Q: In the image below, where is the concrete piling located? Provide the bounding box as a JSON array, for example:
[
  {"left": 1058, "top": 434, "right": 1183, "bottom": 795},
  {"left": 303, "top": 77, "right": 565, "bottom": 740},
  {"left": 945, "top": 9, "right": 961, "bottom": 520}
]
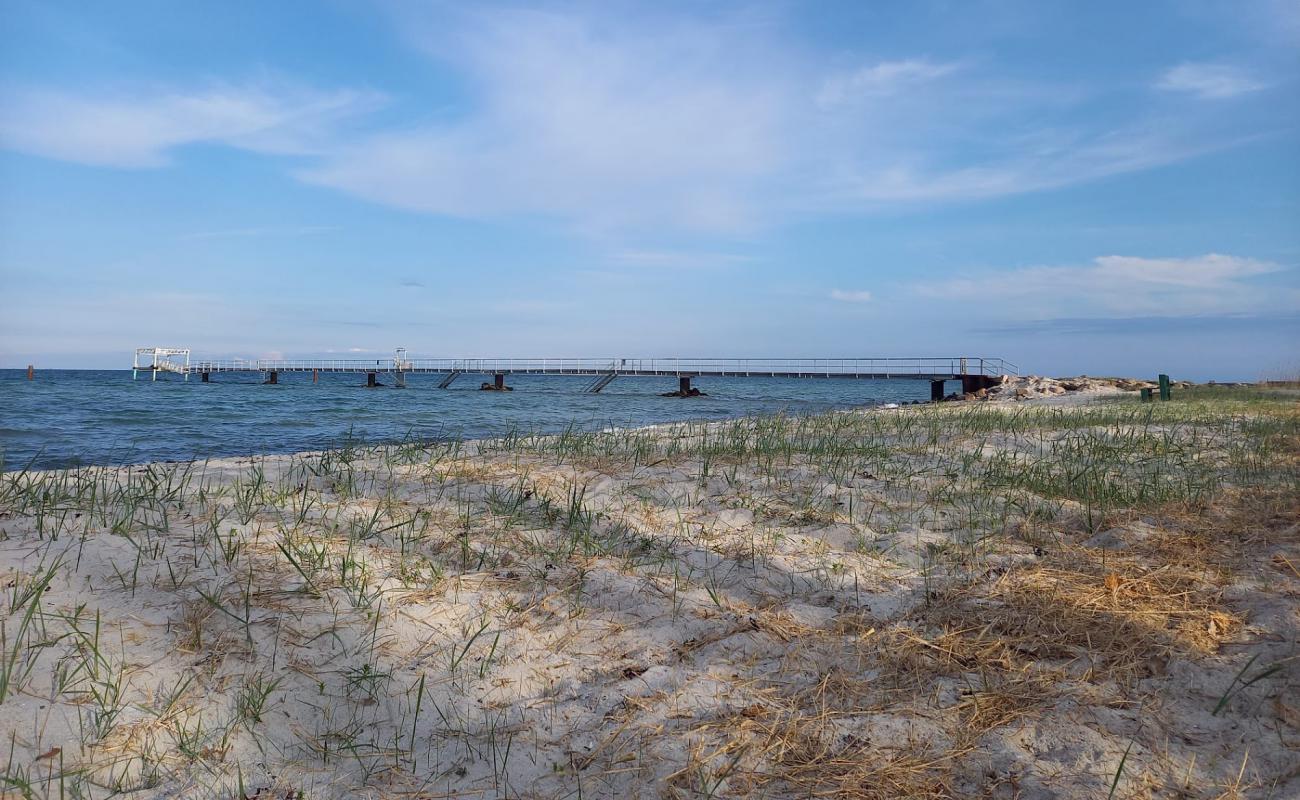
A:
[
  {"left": 267, "top": 371, "right": 278, "bottom": 385},
  {"left": 660, "top": 375, "right": 707, "bottom": 396},
  {"left": 495, "top": 373, "right": 506, "bottom": 390},
  {"left": 313, "top": 369, "right": 319, "bottom": 384},
  {"left": 931, "top": 379, "right": 945, "bottom": 401},
  {"left": 367, "top": 372, "right": 377, "bottom": 388},
  {"left": 960, "top": 374, "right": 997, "bottom": 395},
  {"left": 201, "top": 372, "right": 210, "bottom": 382}
]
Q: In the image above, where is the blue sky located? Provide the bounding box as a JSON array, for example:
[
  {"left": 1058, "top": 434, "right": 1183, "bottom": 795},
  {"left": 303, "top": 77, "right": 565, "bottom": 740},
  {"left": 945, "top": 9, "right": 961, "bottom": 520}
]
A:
[{"left": 1, "top": 0, "right": 1297, "bottom": 379}]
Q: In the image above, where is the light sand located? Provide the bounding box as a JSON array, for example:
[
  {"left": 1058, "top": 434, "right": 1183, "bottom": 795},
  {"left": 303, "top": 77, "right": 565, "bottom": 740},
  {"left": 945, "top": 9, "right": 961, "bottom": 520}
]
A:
[{"left": 1, "top": 389, "right": 1297, "bottom": 798}]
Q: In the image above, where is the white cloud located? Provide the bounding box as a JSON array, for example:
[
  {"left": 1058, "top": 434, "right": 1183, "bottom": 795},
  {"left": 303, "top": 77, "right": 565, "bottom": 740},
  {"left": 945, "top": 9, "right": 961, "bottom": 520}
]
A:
[
  {"left": 299, "top": 9, "right": 789, "bottom": 233},
  {"left": 916, "top": 254, "right": 1292, "bottom": 318},
  {"left": 1156, "top": 63, "right": 1266, "bottom": 99},
  {"left": 0, "top": 82, "right": 381, "bottom": 167},
  {"left": 829, "top": 122, "right": 1247, "bottom": 205},
  {"left": 0, "top": 7, "right": 1272, "bottom": 232},
  {"left": 817, "top": 59, "right": 961, "bottom": 106},
  {"left": 298, "top": 8, "right": 1258, "bottom": 230},
  {"left": 830, "top": 289, "right": 873, "bottom": 303}
]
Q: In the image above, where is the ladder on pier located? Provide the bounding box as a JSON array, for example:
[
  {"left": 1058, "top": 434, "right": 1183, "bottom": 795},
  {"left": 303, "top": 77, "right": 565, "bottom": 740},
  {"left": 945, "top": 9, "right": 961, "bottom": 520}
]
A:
[
  {"left": 438, "top": 369, "right": 463, "bottom": 389},
  {"left": 585, "top": 365, "right": 619, "bottom": 393}
]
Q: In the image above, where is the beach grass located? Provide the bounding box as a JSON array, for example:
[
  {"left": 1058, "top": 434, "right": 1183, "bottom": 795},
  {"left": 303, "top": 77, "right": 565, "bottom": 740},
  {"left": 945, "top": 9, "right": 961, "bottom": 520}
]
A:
[{"left": 1, "top": 386, "right": 1297, "bottom": 798}]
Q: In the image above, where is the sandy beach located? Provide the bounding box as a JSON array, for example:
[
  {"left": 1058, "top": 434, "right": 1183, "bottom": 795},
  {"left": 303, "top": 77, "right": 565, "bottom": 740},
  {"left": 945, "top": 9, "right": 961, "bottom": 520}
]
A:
[{"left": 1, "top": 384, "right": 1297, "bottom": 799}]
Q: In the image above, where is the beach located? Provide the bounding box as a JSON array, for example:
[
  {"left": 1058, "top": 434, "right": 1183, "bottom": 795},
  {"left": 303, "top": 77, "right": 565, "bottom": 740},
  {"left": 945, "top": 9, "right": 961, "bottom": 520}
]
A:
[{"left": 1, "top": 385, "right": 1297, "bottom": 798}]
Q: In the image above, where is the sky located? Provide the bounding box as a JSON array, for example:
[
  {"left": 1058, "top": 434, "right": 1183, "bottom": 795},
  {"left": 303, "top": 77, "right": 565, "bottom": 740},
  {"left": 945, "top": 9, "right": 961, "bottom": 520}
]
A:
[{"left": 1, "top": 0, "right": 1298, "bottom": 380}]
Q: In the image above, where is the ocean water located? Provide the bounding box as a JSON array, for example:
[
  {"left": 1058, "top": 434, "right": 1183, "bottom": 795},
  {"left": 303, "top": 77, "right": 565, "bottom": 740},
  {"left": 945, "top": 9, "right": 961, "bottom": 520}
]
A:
[{"left": 0, "top": 369, "right": 951, "bottom": 470}]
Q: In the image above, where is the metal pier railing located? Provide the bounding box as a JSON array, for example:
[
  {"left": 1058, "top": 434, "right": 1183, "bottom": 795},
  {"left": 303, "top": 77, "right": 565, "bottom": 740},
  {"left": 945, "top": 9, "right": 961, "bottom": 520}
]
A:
[
  {"left": 181, "top": 356, "right": 1017, "bottom": 378},
  {"left": 137, "top": 347, "right": 1018, "bottom": 392}
]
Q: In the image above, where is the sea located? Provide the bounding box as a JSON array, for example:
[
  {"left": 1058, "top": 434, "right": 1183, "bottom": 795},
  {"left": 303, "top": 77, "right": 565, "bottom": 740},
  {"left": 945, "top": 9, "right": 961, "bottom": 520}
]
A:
[{"left": 0, "top": 369, "right": 952, "bottom": 471}]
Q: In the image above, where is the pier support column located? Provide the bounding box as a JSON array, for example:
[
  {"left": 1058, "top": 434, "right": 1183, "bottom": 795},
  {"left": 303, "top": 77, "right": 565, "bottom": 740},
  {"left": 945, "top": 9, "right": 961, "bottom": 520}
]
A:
[
  {"left": 26, "top": 365, "right": 34, "bottom": 381},
  {"left": 312, "top": 369, "right": 319, "bottom": 384},
  {"left": 267, "top": 371, "right": 278, "bottom": 385},
  {"left": 201, "top": 372, "right": 210, "bottom": 382},
  {"left": 960, "top": 374, "right": 995, "bottom": 395},
  {"left": 679, "top": 376, "right": 692, "bottom": 395},
  {"left": 367, "top": 372, "right": 377, "bottom": 388},
  {"left": 494, "top": 373, "right": 506, "bottom": 390},
  {"left": 931, "top": 379, "right": 945, "bottom": 401}
]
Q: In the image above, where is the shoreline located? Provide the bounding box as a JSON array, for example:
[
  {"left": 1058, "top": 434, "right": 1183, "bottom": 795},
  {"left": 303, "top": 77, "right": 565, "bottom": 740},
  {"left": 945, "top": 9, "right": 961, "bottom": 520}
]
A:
[
  {"left": 2, "top": 374, "right": 952, "bottom": 475},
  {"left": 2, "top": 384, "right": 1296, "bottom": 798},
  {"left": 3, "top": 375, "right": 1133, "bottom": 475}
]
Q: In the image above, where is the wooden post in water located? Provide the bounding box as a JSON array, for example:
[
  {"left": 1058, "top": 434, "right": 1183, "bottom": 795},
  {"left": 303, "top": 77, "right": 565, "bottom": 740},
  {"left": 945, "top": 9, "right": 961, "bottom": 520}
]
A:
[
  {"left": 313, "top": 369, "right": 319, "bottom": 384},
  {"left": 26, "top": 365, "right": 34, "bottom": 381}
]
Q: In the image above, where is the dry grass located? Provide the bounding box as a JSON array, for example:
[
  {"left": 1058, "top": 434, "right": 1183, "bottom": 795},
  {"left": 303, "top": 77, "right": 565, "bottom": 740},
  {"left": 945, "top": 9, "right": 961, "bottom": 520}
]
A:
[{"left": 1, "top": 389, "right": 1297, "bottom": 798}]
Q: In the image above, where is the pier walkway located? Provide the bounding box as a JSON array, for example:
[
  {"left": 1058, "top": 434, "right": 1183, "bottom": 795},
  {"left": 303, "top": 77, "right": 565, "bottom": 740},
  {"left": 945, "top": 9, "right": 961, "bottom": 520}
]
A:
[{"left": 133, "top": 349, "right": 1017, "bottom": 398}]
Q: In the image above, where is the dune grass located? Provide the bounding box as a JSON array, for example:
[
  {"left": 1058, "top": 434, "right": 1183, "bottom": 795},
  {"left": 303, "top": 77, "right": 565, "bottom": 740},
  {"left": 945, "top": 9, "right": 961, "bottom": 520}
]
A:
[{"left": 1, "top": 386, "right": 1297, "bottom": 798}]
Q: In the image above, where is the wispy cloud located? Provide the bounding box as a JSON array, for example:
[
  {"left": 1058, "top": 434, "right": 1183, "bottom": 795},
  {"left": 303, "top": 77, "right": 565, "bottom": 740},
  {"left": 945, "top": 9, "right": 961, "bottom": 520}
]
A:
[
  {"left": 829, "top": 289, "right": 873, "bottom": 303},
  {"left": 298, "top": 7, "right": 789, "bottom": 233},
  {"left": 297, "top": 6, "right": 1264, "bottom": 230},
  {"left": 1156, "top": 63, "right": 1267, "bottom": 99},
  {"left": 831, "top": 123, "right": 1252, "bottom": 205},
  {"left": 0, "top": 81, "right": 381, "bottom": 167},
  {"left": 0, "top": 8, "right": 1279, "bottom": 232},
  {"left": 916, "top": 254, "right": 1292, "bottom": 318},
  {"left": 817, "top": 59, "right": 961, "bottom": 106}
]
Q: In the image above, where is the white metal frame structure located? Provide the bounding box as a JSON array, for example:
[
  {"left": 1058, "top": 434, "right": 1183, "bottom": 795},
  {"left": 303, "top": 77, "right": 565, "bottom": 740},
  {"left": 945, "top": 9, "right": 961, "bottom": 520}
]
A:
[
  {"left": 132, "top": 348, "right": 191, "bottom": 381},
  {"left": 182, "top": 355, "right": 1018, "bottom": 379},
  {"left": 142, "top": 347, "right": 1019, "bottom": 394}
]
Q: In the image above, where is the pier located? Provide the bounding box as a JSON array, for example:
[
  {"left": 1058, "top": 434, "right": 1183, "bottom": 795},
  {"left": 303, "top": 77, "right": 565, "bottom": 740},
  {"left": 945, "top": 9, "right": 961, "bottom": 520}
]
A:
[{"left": 133, "top": 348, "right": 1016, "bottom": 398}]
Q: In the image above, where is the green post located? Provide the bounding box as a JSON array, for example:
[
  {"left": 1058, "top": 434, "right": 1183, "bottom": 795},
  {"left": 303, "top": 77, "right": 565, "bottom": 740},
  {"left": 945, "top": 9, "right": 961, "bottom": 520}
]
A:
[
  {"left": 1158, "top": 374, "right": 1171, "bottom": 401},
  {"left": 1140, "top": 387, "right": 1153, "bottom": 402}
]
